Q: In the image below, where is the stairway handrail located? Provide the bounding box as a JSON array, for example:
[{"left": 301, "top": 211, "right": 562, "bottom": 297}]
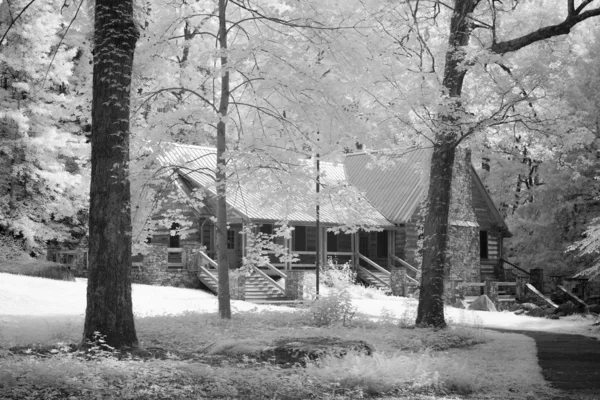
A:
[
  {"left": 251, "top": 265, "right": 285, "bottom": 293},
  {"left": 357, "top": 266, "right": 389, "bottom": 288},
  {"left": 198, "top": 251, "right": 218, "bottom": 269},
  {"left": 500, "top": 258, "right": 530, "bottom": 277},
  {"left": 389, "top": 254, "right": 420, "bottom": 275},
  {"left": 405, "top": 274, "right": 419, "bottom": 285},
  {"left": 358, "top": 253, "right": 391, "bottom": 276},
  {"left": 197, "top": 264, "right": 218, "bottom": 283},
  {"left": 260, "top": 261, "right": 287, "bottom": 279}
]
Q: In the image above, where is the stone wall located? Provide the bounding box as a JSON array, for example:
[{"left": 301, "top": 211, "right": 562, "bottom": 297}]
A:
[
  {"left": 131, "top": 245, "right": 201, "bottom": 288},
  {"left": 447, "top": 147, "right": 480, "bottom": 281}
]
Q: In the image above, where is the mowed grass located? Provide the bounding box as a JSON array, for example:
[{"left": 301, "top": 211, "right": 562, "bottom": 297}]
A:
[{"left": 0, "top": 273, "right": 556, "bottom": 399}]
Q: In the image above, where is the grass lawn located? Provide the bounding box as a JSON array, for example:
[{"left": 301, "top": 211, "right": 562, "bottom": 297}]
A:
[{"left": 0, "top": 272, "right": 584, "bottom": 399}]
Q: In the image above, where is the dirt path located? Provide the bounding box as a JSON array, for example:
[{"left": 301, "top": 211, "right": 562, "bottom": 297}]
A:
[{"left": 492, "top": 329, "right": 600, "bottom": 399}]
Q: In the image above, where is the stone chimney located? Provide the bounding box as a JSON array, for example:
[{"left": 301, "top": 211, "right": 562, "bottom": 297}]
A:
[{"left": 446, "top": 147, "right": 480, "bottom": 282}]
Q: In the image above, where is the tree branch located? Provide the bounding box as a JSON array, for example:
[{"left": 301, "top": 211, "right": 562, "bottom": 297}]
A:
[{"left": 491, "top": 5, "right": 600, "bottom": 54}]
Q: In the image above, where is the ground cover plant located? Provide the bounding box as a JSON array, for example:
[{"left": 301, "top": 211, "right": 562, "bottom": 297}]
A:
[
  {"left": 0, "top": 273, "right": 561, "bottom": 399},
  {"left": 0, "top": 259, "right": 75, "bottom": 282}
]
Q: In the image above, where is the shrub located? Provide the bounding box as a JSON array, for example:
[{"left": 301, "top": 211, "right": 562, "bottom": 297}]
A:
[
  {"left": 309, "top": 289, "right": 356, "bottom": 326},
  {"left": 31, "top": 265, "right": 75, "bottom": 282},
  {"left": 321, "top": 259, "right": 355, "bottom": 290}
]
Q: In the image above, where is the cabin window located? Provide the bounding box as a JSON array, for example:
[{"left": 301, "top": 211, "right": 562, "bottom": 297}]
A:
[
  {"left": 327, "top": 231, "right": 353, "bottom": 253},
  {"left": 259, "top": 224, "right": 273, "bottom": 235},
  {"left": 327, "top": 231, "right": 337, "bottom": 252},
  {"left": 293, "top": 226, "right": 316, "bottom": 251},
  {"left": 169, "top": 223, "right": 180, "bottom": 248},
  {"left": 227, "top": 229, "right": 236, "bottom": 249},
  {"left": 200, "top": 219, "right": 212, "bottom": 248},
  {"left": 480, "top": 231, "right": 489, "bottom": 259}
]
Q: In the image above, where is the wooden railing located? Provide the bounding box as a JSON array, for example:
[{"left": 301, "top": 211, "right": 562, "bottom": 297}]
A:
[
  {"left": 389, "top": 254, "right": 420, "bottom": 285},
  {"left": 259, "top": 261, "right": 287, "bottom": 280},
  {"left": 389, "top": 254, "right": 419, "bottom": 275},
  {"left": 500, "top": 258, "right": 530, "bottom": 281},
  {"left": 198, "top": 251, "right": 218, "bottom": 269},
  {"left": 358, "top": 253, "right": 390, "bottom": 276}
]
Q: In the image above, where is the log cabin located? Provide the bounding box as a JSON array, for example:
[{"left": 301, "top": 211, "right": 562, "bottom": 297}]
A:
[{"left": 121, "top": 143, "right": 509, "bottom": 300}]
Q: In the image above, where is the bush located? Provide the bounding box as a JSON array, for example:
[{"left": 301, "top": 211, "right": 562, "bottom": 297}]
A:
[
  {"left": 0, "top": 259, "right": 76, "bottom": 282},
  {"left": 0, "top": 233, "right": 28, "bottom": 261},
  {"left": 32, "top": 265, "right": 75, "bottom": 282},
  {"left": 309, "top": 289, "right": 356, "bottom": 326},
  {"left": 321, "top": 259, "right": 355, "bottom": 290}
]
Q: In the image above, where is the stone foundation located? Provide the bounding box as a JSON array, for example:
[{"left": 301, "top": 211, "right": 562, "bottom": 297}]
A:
[{"left": 230, "top": 272, "right": 246, "bottom": 300}]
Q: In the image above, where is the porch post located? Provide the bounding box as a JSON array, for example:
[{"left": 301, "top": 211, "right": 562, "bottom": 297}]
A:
[
  {"left": 387, "top": 229, "right": 394, "bottom": 269},
  {"left": 322, "top": 227, "right": 328, "bottom": 267},
  {"left": 351, "top": 232, "right": 357, "bottom": 271},
  {"left": 285, "top": 237, "right": 291, "bottom": 271}
]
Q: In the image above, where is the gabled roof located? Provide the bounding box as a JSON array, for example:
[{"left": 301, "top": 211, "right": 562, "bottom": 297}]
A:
[
  {"left": 157, "top": 143, "right": 394, "bottom": 228},
  {"left": 344, "top": 149, "right": 509, "bottom": 232}
]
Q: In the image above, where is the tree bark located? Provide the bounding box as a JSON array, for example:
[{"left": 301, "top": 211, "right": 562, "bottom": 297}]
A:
[
  {"left": 416, "top": 0, "right": 476, "bottom": 327},
  {"left": 216, "top": 0, "right": 231, "bottom": 319},
  {"left": 83, "top": 0, "right": 139, "bottom": 349}
]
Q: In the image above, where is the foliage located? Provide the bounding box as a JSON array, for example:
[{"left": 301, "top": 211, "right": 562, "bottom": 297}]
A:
[
  {"left": 309, "top": 289, "right": 357, "bottom": 327},
  {"left": 321, "top": 259, "right": 356, "bottom": 290},
  {"left": 0, "top": 258, "right": 75, "bottom": 281},
  {"left": 307, "top": 350, "right": 478, "bottom": 397},
  {"left": 30, "top": 265, "right": 75, "bottom": 282},
  {"left": 0, "top": 233, "right": 27, "bottom": 260},
  {"left": 240, "top": 223, "right": 297, "bottom": 272},
  {"left": 0, "top": 0, "right": 90, "bottom": 249}
]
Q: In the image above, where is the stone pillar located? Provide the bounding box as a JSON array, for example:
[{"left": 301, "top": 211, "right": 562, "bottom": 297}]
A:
[
  {"left": 230, "top": 273, "right": 246, "bottom": 301},
  {"left": 183, "top": 244, "right": 200, "bottom": 269},
  {"left": 516, "top": 277, "right": 526, "bottom": 302},
  {"left": 447, "top": 147, "right": 480, "bottom": 281},
  {"left": 530, "top": 268, "right": 544, "bottom": 293},
  {"left": 285, "top": 270, "right": 304, "bottom": 300},
  {"left": 485, "top": 280, "right": 498, "bottom": 303},
  {"left": 390, "top": 267, "right": 407, "bottom": 296}
]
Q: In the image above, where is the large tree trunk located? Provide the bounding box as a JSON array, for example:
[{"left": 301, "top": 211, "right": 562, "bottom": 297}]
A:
[
  {"left": 216, "top": 0, "right": 231, "bottom": 319},
  {"left": 416, "top": 140, "right": 455, "bottom": 327},
  {"left": 416, "top": 0, "right": 475, "bottom": 327},
  {"left": 83, "top": 0, "right": 139, "bottom": 348}
]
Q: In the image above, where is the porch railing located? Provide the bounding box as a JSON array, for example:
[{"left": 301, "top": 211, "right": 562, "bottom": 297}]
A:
[
  {"left": 389, "top": 254, "right": 420, "bottom": 285},
  {"left": 499, "top": 258, "right": 530, "bottom": 281},
  {"left": 358, "top": 253, "right": 391, "bottom": 277}
]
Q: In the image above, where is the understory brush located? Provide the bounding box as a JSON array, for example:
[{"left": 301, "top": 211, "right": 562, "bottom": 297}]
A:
[
  {"left": 0, "top": 259, "right": 75, "bottom": 282},
  {"left": 307, "top": 350, "right": 479, "bottom": 397}
]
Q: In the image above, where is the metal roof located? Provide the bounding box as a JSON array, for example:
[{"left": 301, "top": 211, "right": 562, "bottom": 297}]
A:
[
  {"left": 157, "top": 143, "right": 394, "bottom": 228},
  {"left": 344, "top": 148, "right": 508, "bottom": 231},
  {"left": 344, "top": 149, "right": 431, "bottom": 223}
]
